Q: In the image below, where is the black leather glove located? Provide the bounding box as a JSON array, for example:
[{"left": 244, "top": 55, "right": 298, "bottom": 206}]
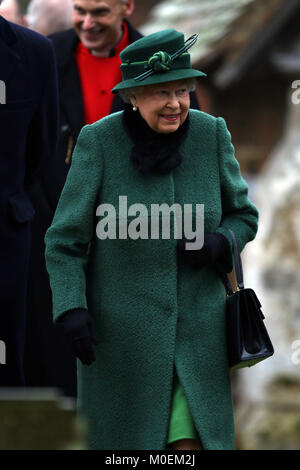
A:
[
  {"left": 177, "top": 233, "right": 230, "bottom": 270},
  {"left": 60, "top": 308, "right": 99, "bottom": 365}
]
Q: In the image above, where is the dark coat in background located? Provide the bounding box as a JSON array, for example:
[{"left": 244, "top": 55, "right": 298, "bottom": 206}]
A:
[{"left": 0, "top": 16, "right": 59, "bottom": 386}]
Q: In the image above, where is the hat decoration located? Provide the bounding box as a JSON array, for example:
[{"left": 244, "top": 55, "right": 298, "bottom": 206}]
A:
[
  {"left": 111, "top": 29, "right": 206, "bottom": 93},
  {"left": 124, "top": 33, "right": 199, "bottom": 82}
]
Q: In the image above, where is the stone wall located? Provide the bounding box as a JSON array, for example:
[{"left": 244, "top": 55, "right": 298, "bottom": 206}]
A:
[{"left": 235, "top": 88, "right": 300, "bottom": 449}]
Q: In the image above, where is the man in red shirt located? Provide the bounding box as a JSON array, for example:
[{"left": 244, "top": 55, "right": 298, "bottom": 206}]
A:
[
  {"left": 25, "top": 0, "right": 200, "bottom": 398},
  {"left": 74, "top": 1, "right": 132, "bottom": 124}
]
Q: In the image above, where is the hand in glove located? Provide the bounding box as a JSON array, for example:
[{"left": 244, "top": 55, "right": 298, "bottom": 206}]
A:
[
  {"left": 60, "top": 308, "right": 99, "bottom": 365},
  {"left": 177, "top": 233, "right": 230, "bottom": 269}
]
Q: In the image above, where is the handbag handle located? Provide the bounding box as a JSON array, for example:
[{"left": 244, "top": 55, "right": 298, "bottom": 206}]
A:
[{"left": 221, "top": 229, "right": 244, "bottom": 295}]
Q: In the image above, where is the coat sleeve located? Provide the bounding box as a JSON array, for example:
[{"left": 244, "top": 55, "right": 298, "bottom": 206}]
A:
[
  {"left": 215, "top": 117, "right": 259, "bottom": 273},
  {"left": 24, "top": 38, "right": 59, "bottom": 190},
  {"left": 44, "top": 124, "right": 103, "bottom": 322}
]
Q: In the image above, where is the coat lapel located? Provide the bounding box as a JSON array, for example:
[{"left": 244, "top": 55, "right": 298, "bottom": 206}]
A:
[
  {"left": 54, "top": 29, "right": 84, "bottom": 138},
  {"left": 60, "top": 58, "right": 84, "bottom": 138}
]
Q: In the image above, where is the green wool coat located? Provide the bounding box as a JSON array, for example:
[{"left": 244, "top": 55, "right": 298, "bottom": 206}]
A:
[{"left": 45, "top": 109, "right": 259, "bottom": 450}]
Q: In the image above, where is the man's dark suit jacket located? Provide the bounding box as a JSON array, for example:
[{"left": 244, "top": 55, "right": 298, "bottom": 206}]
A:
[
  {"left": 26, "top": 20, "right": 200, "bottom": 397},
  {"left": 0, "top": 15, "right": 59, "bottom": 386}
]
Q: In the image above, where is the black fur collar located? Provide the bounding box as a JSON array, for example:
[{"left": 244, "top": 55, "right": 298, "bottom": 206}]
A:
[{"left": 122, "top": 103, "right": 189, "bottom": 175}]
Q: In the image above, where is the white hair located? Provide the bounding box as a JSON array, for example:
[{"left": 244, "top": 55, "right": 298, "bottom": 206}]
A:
[
  {"left": 118, "top": 78, "right": 197, "bottom": 104},
  {"left": 27, "top": 0, "right": 73, "bottom": 36}
]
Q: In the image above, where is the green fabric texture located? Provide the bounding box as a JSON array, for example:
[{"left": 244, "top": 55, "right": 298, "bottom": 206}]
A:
[
  {"left": 112, "top": 29, "right": 206, "bottom": 92},
  {"left": 167, "top": 370, "right": 199, "bottom": 444},
  {"left": 45, "top": 109, "right": 259, "bottom": 450}
]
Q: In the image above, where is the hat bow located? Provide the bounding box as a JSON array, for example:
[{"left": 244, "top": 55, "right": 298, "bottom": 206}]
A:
[
  {"left": 146, "top": 51, "right": 172, "bottom": 73},
  {"left": 134, "top": 33, "right": 199, "bottom": 81}
]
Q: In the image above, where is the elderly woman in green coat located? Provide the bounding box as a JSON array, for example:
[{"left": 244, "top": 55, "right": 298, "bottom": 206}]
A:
[{"left": 45, "top": 29, "right": 259, "bottom": 451}]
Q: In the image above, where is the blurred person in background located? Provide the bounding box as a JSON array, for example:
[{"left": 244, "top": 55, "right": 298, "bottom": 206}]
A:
[
  {"left": 0, "top": 0, "right": 59, "bottom": 386},
  {"left": 0, "top": 0, "right": 27, "bottom": 25},
  {"left": 26, "top": 0, "right": 73, "bottom": 36}
]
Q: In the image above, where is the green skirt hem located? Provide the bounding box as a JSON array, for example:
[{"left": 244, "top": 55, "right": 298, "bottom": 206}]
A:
[{"left": 167, "top": 370, "right": 199, "bottom": 444}]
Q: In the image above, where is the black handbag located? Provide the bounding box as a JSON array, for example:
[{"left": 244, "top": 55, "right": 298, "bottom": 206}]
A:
[{"left": 220, "top": 229, "right": 274, "bottom": 370}]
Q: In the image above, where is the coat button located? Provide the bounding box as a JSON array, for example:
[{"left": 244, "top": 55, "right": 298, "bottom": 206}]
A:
[{"left": 61, "top": 124, "right": 70, "bottom": 133}]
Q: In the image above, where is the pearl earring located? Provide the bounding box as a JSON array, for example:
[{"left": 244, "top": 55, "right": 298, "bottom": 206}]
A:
[{"left": 133, "top": 106, "right": 137, "bottom": 111}]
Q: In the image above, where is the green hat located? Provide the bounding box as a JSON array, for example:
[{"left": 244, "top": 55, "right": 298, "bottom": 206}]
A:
[{"left": 112, "top": 29, "right": 206, "bottom": 93}]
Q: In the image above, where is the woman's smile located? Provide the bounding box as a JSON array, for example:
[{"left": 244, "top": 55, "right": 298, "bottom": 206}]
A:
[{"left": 160, "top": 114, "right": 180, "bottom": 122}]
